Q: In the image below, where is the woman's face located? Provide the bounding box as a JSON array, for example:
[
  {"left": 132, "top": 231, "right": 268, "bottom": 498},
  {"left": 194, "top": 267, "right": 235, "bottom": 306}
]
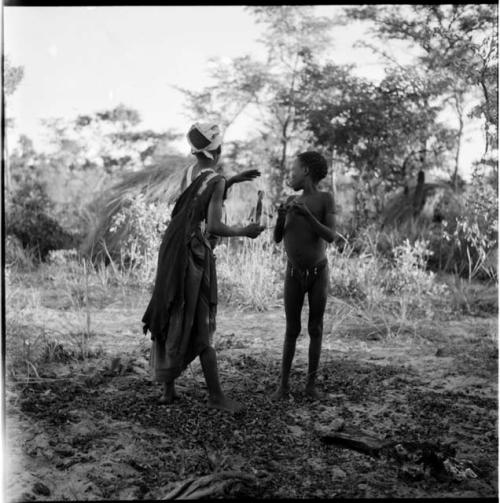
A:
[
  {"left": 209, "top": 146, "right": 221, "bottom": 166},
  {"left": 288, "top": 157, "right": 308, "bottom": 191},
  {"left": 212, "top": 151, "right": 221, "bottom": 166}
]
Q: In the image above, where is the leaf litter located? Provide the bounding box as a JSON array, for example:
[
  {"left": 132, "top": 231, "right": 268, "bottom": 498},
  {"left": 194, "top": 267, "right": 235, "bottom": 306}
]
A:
[{"left": 5, "top": 308, "right": 498, "bottom": 500}]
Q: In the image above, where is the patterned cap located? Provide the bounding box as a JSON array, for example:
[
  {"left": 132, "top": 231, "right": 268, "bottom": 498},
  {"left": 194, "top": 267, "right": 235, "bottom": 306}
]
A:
[{"left": 187, "top": 123, "right": 223, "bottom": 160}]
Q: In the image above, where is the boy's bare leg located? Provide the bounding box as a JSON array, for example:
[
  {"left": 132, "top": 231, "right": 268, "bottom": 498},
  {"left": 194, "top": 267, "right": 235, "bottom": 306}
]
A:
[
  {"left": 305, "top": 334, "right": 323, "bottom": 400},
  {"left": 271, "top": 334, "right": 298, "bottom": 400},
  {"left": 305, "top": 267, "right": 328, "bottom": 400},
  {"left": 272, "top": 266, "right": 305, "bottom": 400},
  {"left": 200, "top": 346, "right": 242, "bottom": 412}
]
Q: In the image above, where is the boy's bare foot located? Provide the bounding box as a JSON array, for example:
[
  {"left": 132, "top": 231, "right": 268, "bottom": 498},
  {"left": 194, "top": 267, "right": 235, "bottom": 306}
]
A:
[
  {"left": 305, "top": 386, "right": 324, "bottom": 401},
  {"left": 208, "top": 396, "right": 243, "bottom": 413},
  {"left": 158, "top": 395, "right": 175, "bottom": 404},
  {"left": 271, "top": 387, "right": 290, "bottom": 401}
]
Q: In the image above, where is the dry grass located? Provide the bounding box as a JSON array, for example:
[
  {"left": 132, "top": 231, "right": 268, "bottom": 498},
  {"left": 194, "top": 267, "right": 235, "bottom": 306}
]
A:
[
  {"left": 5, "top": 226, "right": 497, "bottom": 382},
  {"left": 216, "top": 230, "right": 285, "bottom": 311},
  {"left": 80, "top": 163, "right": 185, "bottom": 262},
  {"left": 5, "top": 259, "right": 109, "bottom": 380}
]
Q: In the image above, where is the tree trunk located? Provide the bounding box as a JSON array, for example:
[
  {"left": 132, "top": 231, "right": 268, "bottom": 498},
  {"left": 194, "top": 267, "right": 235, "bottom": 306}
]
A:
[
  {"left": 4, "top": 131, "right": 11, "bottom": 193},
  {"left": 330, "top": 149, "right": 337, "bottom": 200},
  {"left": 451, "top": 91, "right": 464, "bottom": 191}
]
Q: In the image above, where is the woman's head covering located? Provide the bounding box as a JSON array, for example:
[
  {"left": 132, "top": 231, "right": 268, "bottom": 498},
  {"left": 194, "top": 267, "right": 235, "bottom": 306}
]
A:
[{"left": 187, "top": 123, "right": 223, "bottom": 160}]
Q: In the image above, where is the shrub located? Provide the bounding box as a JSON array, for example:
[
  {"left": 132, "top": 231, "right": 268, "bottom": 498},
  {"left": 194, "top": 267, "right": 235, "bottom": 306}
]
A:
[
  {"left": 107, "top": 194, "right": 171, "bottom": 277},
  {"left": 383, "top": 238, "right": 449, "bottom": 319},
  {"left": 4, "top": 235, "right": 37, "bottom": 270},
  {"left": 327, "top": 244, "right": 383, "bottom": 303},
  {"left": 46, "top": 248, "right": 79, "bottom": 266},
  {"left": 440, "top": 173, "right": 498, "bottom": 280},
  {"left": 6, "top": 180, "right": 75, "bottom": 262},
  {"left": 357, "top": 181, "right": 497, "bottom": 282}
]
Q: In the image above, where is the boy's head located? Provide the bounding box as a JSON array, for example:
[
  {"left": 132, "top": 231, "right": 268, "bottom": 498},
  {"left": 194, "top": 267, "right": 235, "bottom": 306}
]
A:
[{"left": 289, "top": 151, "right": 328, "bottom": 190}]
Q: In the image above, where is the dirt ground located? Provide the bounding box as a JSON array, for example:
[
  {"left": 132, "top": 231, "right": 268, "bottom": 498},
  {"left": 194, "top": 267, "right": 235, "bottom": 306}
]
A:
[{"left": 5, "top": 289, "right": 498, "bottom": 500}]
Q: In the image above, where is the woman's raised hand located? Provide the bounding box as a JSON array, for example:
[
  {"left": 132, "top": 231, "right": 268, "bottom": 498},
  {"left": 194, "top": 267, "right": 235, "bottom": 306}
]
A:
[
  {"left": 233, "top": 169, "right": 261, "bottom": 184},
  {"left": 244, "top": 223, "right": 266, "bottom": 238}
]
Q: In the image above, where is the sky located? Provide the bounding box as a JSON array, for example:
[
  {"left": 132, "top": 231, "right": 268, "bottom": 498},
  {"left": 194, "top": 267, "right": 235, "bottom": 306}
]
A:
[{"left": 4, "top": 6, "right": 484, "bottom": 177}]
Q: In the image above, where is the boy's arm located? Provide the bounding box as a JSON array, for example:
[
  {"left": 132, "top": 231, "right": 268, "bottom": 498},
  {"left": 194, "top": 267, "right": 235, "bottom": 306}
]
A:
[
  {"left": 290, "top": 193, "right": 335, "bottom": 243},
  {"left": 274, "top": 196, "right": 294, "bottom": 243},
  {"left": 323, "top": 191, "right": 336, "bottom": 238},
  {"left": 274, "top": 210, "right": 286, "bottom": 243}
]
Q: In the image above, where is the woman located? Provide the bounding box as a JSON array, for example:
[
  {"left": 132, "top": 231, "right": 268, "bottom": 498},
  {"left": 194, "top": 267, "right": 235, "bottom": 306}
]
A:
[{"left": 142, "top": 122, "right": 265, "bottom": 412}]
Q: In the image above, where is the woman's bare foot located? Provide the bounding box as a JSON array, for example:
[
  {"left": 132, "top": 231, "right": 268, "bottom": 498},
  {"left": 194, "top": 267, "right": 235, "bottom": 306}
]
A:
[
  {"left": 158, "top": 383, "right": 180, "bottom": 404},
  {"left": 158, "top": 392, "right": 181, "bottom": 404},
  {"left": 271, "top": 387, "right": 290, "bottom": 401},
  {"left": 305, "top": 385, "right": 324, "bottom": 401},
  {"left": 208, "top": 396, "right": 243, "bottom": 413}
]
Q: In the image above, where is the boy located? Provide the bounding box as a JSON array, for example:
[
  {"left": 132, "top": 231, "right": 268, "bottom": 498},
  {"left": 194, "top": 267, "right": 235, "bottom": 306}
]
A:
[{"left": 272, "top": 151, "right": 335, "bottom": 401}]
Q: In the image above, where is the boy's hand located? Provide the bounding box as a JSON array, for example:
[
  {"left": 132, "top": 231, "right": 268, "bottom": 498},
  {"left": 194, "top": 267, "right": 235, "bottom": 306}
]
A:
[
  {"left": 290, "top": 200, "right": 312, "bottom": 218},
  {"left": 276, "top": 203, "right": 289, "bottom": 218},
  {"left": 244, "top": 223, "right": 266, "bottom": 238},
  {"left": 231, "top": 170, "right": 261, "bottom": 184}
]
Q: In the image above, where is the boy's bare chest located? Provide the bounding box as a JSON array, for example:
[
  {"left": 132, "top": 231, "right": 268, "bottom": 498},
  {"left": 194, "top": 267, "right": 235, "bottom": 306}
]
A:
[{"left": 290, "top": 194, "right": 325, "bottom": 221}]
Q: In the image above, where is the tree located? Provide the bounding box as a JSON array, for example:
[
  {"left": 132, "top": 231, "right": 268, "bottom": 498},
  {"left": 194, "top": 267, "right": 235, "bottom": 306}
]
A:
[
  {"left": 42, "top": 104, "right": 179, "bottom": 175},
  {"left": 4, "top": 56, "right": 25, "bottom": 192},
  {"left": 344, "top": 4, "right": 498, "bottom": 187},
  {"left": 178, "top": 6, "right": 337, "bottom": 203},
  {"left": 4, "top": 56, "right": 24, "bottom": 98},
  {"left": 9, "top": 134, "right": 40, "bottom": 187},
  {"left": 177, "top": 56, "right": 268, "bottom": 130},
  {"left": 296, "top": 61, "right": 457, "bottom": 224},
  {"left": 12, "top": 105, "right": 181, "bottom": 233}
]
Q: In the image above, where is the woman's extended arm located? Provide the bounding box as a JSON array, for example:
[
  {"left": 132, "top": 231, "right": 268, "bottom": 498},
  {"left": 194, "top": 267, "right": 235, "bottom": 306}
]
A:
[
  {"left": 225, "top": 169, "right": 261, "bottom": 191},
  {"left": 207, "top": 179, "right": 264, "bottom": 238}
]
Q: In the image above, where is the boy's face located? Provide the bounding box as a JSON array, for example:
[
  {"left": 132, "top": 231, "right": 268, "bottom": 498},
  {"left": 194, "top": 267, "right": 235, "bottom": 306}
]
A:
[{"left": 288, "top": 157, "right": 308, "bottom": 191}]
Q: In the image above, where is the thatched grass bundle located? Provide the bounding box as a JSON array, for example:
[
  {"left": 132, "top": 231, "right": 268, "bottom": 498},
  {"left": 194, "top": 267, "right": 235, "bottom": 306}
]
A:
[
  {"left": 382, "top": 182, "right": 462, "bottom": 230},
  {"left": 80, "top": 158, "right": 187, "bottom": 263}
]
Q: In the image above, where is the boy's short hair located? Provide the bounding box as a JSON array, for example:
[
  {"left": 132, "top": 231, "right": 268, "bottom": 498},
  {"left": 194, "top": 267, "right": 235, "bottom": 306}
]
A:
[{"left": 297, "top": 151, "right": 328, "bottom": 183}]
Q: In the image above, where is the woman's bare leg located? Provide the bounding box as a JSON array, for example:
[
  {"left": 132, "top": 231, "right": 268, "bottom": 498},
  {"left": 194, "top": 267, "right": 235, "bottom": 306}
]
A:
[
  {"left": 159, "top": 380, "right": 179, "bottom": 404},
  {"left": 200, "top": 346, "right": 242, "bottom": 412}
]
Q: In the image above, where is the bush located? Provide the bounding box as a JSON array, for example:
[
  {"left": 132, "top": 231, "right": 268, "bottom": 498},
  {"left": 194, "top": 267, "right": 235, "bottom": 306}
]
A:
[
  {"left": 383, "top": 239, "right": 449, "bottom": 319},
  {"left": 327, "top": 237, "right": 449, "bottom": 320},
  {"left": 107, "top": 194, "right": 171, "bottom": 277},
  {"left": 6, "top": 180, "right": 75, "bottom": 262},
  {"left": 215, "top": 233, "right": 285, "bottom": 311},
  {"left": 327, "top": 244, "right": 382, "bottom": 303},
  {"left": 46, "top": 248, "right": 79, "bottom": 266},
  {"left": 440, "top": 173, "right": 498, "bottom": 280},
  {"left": 356, "top": 177, "right": 498, "bottom": 282},
  {"left": 5, "top": 235, "right": 37, "bottom": 270}
]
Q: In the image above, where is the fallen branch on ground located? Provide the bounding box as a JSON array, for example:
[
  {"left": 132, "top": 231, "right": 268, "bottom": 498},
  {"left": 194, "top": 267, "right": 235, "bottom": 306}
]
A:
[{"left": 319, "top": 426, "right": 480, "bottom": 481}]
